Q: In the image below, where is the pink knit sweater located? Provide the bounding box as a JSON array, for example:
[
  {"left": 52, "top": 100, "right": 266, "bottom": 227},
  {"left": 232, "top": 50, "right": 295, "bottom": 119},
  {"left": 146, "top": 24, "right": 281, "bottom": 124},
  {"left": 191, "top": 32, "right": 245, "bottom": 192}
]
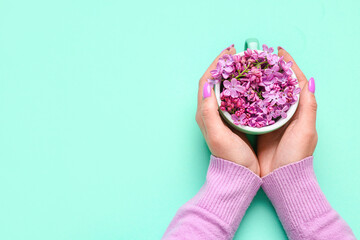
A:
[{"left": 163, "top": 156, "right": 356, "bottom": 240}]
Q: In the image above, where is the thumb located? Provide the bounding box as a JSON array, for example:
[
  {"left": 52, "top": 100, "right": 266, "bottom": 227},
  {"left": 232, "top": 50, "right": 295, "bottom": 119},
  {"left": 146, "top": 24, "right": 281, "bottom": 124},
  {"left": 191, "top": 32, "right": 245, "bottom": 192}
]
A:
[
  {"left": 201, "top": 82, "right": 223, "bottom": 135},
  {"left": 299, "top": 77, "right": 317, "bottom": 127}
]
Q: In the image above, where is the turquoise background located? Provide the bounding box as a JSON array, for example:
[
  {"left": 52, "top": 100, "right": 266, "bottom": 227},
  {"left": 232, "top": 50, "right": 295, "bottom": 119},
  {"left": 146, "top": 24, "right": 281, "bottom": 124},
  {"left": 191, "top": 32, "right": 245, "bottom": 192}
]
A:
[{"left": 0, "top": 0, "right": 359, "bottom": 239}]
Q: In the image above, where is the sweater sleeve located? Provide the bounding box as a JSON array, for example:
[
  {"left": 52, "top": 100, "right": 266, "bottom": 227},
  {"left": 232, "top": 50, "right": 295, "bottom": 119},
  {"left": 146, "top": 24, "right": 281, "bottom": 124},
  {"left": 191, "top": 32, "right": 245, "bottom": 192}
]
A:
[
  {"left": 162, "top": 155, "right": 262, "bottom": 240},
  {"left": 262, "top": 156, "right": 356, "bottom": 240}
]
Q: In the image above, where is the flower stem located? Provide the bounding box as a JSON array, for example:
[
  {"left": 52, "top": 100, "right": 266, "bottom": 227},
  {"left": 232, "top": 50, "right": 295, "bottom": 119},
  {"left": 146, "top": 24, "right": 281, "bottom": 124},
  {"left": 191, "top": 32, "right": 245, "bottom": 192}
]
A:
[
  {"left": 255, "top": 61, "right": 267, "bottom": 68},
  {"left": 236, "top": 64, "right": 250, "bottom": 78}
]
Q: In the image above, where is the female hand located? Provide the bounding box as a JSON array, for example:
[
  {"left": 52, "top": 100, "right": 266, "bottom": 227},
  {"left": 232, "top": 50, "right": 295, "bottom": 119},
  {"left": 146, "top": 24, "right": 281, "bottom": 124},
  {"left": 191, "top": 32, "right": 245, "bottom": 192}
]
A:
[
  {"left": 196, "top": 45, "right": 259, "bottom": 175},
  {"left": 257, "top": 47, "right": 318, "bottom": 177}
]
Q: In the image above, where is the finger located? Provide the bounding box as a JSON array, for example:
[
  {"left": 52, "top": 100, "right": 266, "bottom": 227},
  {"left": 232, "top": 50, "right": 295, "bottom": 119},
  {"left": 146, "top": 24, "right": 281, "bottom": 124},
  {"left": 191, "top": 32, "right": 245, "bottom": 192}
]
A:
[
  {"left": 201, "top": 82, "right": 224, "bottom": 137},
  {"left": 197, "top": 45, "right": 236, "bottom": 110},
  {"left": 277, "top": 47, "right": 307, "bottom": 89},
  {"left": 298, "top": 77, "right": 317, "bottom": 128}
]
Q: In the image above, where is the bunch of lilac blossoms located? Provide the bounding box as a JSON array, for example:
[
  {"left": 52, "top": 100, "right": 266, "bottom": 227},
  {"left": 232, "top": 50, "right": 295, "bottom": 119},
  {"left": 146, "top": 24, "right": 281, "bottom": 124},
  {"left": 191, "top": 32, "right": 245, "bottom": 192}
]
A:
[{"left": 208, "top": 44, "right": 300, "bottom": 128}]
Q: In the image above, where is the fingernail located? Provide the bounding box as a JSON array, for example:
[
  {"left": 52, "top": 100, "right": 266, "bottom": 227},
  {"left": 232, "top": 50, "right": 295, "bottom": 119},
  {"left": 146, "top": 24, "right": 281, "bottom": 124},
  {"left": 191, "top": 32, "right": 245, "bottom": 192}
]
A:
[
  {"left": 308, "top": 77, "right": 315, "bottom": 93},
  {"left": 203, "top": 82, "right": 211, "bottom": 98},
  {"left": 222, "top": 44, "right": 234, "bottom": 53},
  {"left": 278, "top": 46, "right": 284, "bottom": 51}
]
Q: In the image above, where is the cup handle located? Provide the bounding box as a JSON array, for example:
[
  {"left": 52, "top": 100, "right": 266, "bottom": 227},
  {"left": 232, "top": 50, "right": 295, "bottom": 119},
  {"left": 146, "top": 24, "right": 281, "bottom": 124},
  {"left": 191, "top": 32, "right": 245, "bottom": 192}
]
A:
[{"left": 244, "top": 38, "right": 260, "bottom": 51}]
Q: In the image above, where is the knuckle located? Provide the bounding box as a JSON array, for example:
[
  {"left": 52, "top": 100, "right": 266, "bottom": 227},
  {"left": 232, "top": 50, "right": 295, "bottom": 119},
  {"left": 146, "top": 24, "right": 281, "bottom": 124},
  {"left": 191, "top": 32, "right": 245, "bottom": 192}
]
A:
[
  {"left": 201, "top": 103, "right": 212, "bottom": 118},
  {"left": 306, "top": 93, "right": 318, "bottom": 110},
  {"left": 302, "top": 96, "right": 317, "bottom": 113},
  {"left": 309, "top": 98, "right": 318, "bottom": 111}
]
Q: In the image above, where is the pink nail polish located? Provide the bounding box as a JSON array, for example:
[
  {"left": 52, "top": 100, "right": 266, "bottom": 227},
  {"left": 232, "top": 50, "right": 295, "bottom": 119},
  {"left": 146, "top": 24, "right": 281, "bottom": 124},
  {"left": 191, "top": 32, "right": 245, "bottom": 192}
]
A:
[
  {"left": 277, "top": 46, "right": 284, "bottom": 51},
  {"left": 203, "top": 82, "right": 211, "bottom": 98},
  {"left": 308, "top": 77, "right": 315, "bottom": 93}
]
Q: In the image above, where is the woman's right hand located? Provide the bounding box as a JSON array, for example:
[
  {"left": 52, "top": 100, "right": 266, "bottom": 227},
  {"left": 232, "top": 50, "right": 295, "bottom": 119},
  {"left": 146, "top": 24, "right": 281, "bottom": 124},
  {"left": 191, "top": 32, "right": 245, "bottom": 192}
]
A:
[
  {"left": 196, "top": 45, "right": 260, "bottom": 176},
  {"left": 257, "top": 47, "right": 318, "bottom": 177}
]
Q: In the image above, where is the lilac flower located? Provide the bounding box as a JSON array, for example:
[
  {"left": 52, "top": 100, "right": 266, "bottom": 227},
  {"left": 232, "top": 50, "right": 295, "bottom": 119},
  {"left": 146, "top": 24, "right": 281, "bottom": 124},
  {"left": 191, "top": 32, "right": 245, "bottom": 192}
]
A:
[
  {"left": 263, "top": 90, "right": 287, "bottom": 106},
  {"left": 276, "top": 76, "right": 288, "bottom": 86},
  {"left": 223, "top": 78, "right": 245, "bottom": 98},
  {"left": 249, "top": 67, "right": 262, "bottom": 77},
  {"left": 284, "top": 86, "right": 301, "bottom": 102},
  {"left": 244, "top": 88, "right": 259, "bottom": 102},
  {"left": 264, "top": 65, "right": 283, "bottom": 80},
  {"left": 231, "top": 113, "right": 247, "bottom": 125},
  {"left": 280, "top": 60, "right": 293, "bottom": 75},
  {"left": 257, "top": 51, "right": 266, "bottom": 59},
  {"left": 210, "top": 69, "right": 221, "bottom": 79},
  {"left": 248, "top": 116, "right": 266, "bottom": 128},
  {"left": 254, "top": 116, "right": 267, "bottom": 127},
  {"left": 267, "top": 54, "right": 279, "bottom": 65},
  {"left": 213, "top": 43, "right": 299, "bottom": 128},
  {"left": 261, "top": 76, "right": 276, "bottom": 87},
  {"left": 250, "top": 50, "right": 262, "bottom": 60},
  {"left": 262, "top": 44, "right": 274, "bottom": 55},
  {"left": 210, "top": 54, "right": 234, "bottom": 79},
  {"left": 275, "top": 105, "right": 290, "bottom": 118},
  {"left": 287, "top": 76, "right": 298, "bottom": 85},
  {"left": 266, "top": 119, "right": 276, "bottom": 125},
  {"left": 247, "top": 103, "right": 258, "bottom": 114},
  {"left": 244, "top": 48, "right": 253, "bottom": 57},
  {"left": 233, "top": 54, "right": 241, "bottom": 62},
  {"left": 256, "top": 100, "right": 269, "bottom": 114},
  {"left": 293, "top": 87, "right": 301, "bottom": 101},
  {"left": 266, "top": 107, "right": 277, "bottom": 121}
]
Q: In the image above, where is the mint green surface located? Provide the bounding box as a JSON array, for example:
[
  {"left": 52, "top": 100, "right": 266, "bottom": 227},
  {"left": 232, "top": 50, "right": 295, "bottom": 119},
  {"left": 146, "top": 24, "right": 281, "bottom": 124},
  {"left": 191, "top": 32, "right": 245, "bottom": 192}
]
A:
[{"left": 0, "top": 0, "right": 359, "bottom": 239}]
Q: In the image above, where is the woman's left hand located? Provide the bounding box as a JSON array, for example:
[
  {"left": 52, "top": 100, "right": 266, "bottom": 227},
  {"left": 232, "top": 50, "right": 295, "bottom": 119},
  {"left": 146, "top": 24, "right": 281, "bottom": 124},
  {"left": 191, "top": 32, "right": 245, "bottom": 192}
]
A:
[
  {"left": 257, "top": 48, "right": 318, "bottom": 177},
  {"left": 196, "top": 45, "right": 260, "bottom": 175}
]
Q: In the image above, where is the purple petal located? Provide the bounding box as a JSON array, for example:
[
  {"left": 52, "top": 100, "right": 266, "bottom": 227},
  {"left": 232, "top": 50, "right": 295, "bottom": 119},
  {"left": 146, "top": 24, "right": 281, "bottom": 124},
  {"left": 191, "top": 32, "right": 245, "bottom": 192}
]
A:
[
  {"left": 263, "top": 44, "right": 268, "bottom": 51},
  {"left": 231, "top": 78, "right": 238, "bottom": 86},
  {"left": 235, "top": 86, "right": 245, "bottom": 93},
  {"left": 240, "top": 113, "right": 246, "bottom": 121},
  {"left": 223, "top": 80, "right": 231, "bottom": 88},
  {"left": 230, "top": 89, "right": 239, "bottom": 98},
  {"left": 224, "top": 66, "right": 233, "bottom": 73},
  {"left": 278, "top": 98, "right": 286, "bottom": 105},
  {"left": 285, "top": 69, "right": 293, "bottom": 75},
  {"left": 210, "top": 69, "right": 220, "bottom": 78},
  {"left": 223, "top": 89, "right": 231, "bottom": 96},
  {"left": 222, "top": 72, "right": 230, "bottom": 79}
]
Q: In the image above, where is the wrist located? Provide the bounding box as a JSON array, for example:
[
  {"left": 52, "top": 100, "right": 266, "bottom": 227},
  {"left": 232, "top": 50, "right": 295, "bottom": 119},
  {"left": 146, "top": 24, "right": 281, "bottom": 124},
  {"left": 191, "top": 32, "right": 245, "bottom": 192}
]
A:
[
  {"left": 215, "top": 155, "right": 260, "bottom": 176},
  {"left": 245, "top": 160, "right": 260, "bottom": 176},
  {"left": 271, "top": 151, "right": 316, "bottom": 175}
]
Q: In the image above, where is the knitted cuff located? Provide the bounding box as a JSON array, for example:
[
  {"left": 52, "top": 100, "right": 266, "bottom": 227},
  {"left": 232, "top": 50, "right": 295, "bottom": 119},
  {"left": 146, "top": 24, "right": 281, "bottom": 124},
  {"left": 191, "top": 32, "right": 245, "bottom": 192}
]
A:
[
  {"left": 191, "top": 155, "right": 262, "bottom": 229},
  {"left": 262, "top": 157, "right": 331, "bottom": 232}
]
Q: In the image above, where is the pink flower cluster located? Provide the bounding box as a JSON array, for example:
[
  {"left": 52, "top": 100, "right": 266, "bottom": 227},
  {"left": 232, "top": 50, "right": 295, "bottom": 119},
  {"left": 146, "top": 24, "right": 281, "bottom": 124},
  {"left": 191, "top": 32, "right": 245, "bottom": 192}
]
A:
[{"left": 208, "top": 45, "right": 300, "bottom": 128}]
